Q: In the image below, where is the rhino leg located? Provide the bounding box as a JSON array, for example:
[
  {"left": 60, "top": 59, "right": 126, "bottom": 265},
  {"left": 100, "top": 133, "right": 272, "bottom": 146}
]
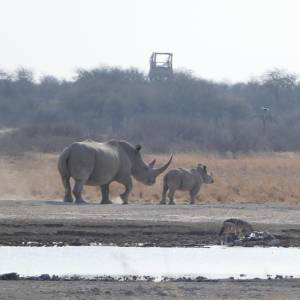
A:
[
  {"left": 119, "top": 177, "right": 132, "bottom": 205},
  {"left": 73, "top": 180, "right": 87, "bottom": 204},
  {"left": 168, "top": 189, "right": 176, "bottom": 205},
  {"left": 189, "top": 192, "right": 196, "bottom": 205},
  {"left": 100, "top": 184, "right": 112, "bottom": 204},
  {"left": 189, "top": 186, "right": 200, "bottom": 205},
  {"left": 62, "top": 176, "right": 73, "bottom": 203},
  {"left": 160, "top": 181, "right": 168, "bottom": 205}
]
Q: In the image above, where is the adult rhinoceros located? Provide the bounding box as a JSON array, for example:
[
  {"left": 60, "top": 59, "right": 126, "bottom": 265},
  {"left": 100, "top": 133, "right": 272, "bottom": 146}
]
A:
[{"left": 58, "top": 139, "right": 172, "bottom": 204}]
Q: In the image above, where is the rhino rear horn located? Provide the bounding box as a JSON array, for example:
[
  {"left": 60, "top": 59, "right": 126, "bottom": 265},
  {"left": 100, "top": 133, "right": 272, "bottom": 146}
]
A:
[
  {"left": 153, "top": 155, "right": 173, "bottom": 177},
  {"left": 149, "top": 159, "right": 156, "bottom": 168}
]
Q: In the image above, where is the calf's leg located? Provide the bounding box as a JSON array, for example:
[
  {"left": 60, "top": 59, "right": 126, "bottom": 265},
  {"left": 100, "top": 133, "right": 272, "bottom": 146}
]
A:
[
  {"left": 189, "top": 186, "right": 200, "bottom": 205},
  {"left": 160, "top": 181, "right": 168, "bottom": 204},
  {"left": 168, "top": 189, "right": 176, "bottom": 205}
]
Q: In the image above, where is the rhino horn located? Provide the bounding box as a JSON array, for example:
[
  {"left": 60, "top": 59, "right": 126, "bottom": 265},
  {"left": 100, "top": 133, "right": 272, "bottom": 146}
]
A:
[
  {"left": 153, "top": 155, "right": 173, "bottom": 177},
  {"left": 149, "top": 159, "right": 156, "bottom": 168}
]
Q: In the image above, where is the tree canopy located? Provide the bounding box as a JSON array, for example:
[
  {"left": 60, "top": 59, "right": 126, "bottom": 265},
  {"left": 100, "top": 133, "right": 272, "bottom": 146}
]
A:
[{"left": 0, "top": 67, "right": 299, "bottom": 153}]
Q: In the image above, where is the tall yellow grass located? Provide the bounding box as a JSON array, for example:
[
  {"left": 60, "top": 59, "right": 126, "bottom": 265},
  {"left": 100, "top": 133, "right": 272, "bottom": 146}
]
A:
[{"left": 0, "top": 152, "right": 300, "bottom": 203}]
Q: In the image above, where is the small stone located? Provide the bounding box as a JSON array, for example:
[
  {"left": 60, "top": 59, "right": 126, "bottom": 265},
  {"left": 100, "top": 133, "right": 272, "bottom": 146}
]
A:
[
  {"left": 157, "top": 290, "right": 169, "bottom": 296},
  {"left": 124, "top": 290, "right": 134, "bottom": 296},
  {"left": 269, "top": 239, "right": 280, "bottom": 246},
  {"left": 196, "top": 276, "right": 207, "bottom": 282}
]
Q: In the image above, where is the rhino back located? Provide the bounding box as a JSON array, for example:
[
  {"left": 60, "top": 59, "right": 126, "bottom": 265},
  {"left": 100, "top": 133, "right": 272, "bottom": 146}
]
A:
[
  {"left": 166, "top": 168, "right": 196, "bottom": 190},
  {"left": 68, "top": 141, "right": 120, "bottom": 186}
]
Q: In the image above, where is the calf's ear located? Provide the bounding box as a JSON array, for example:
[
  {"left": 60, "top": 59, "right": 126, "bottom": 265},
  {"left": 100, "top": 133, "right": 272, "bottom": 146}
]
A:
[
  {"left": 135, "top": 145, "right": 142, "bottom": 152},
  {"left": 197, "top": 163, "right": 202, "bottom": 168}
]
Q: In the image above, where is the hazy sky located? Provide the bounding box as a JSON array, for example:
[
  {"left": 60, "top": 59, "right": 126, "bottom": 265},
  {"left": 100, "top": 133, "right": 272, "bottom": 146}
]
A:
[{"left": 0, "top": 0, "right": 300, "bottom": 82}]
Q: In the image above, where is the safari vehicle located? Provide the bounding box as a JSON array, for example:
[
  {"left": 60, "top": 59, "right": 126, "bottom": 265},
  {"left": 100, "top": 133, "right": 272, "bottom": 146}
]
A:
[{"left": 149, "top": 52, "right": 173, "bottom": 82}]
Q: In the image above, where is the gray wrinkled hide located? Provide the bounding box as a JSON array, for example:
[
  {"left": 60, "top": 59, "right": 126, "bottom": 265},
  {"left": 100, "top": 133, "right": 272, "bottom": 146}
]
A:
[
  {"left": 160, "top": 164, "right": 214, "bottom": 205},
  {"left": 58, "top": 139, "right": 172, "bottom": 204}
]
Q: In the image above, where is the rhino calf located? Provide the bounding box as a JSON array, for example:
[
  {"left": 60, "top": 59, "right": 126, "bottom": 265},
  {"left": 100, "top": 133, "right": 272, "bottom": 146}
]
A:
[{"left": 160, "top": 164, "right": 214, "bottom": 205}]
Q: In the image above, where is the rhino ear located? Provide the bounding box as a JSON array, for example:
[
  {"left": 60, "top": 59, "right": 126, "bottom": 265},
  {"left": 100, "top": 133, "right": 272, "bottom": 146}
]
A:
[
  {"left": 135, "top": 144, "right": 142, "bottom": 152},
  {"left": 203, "top": 165, "right": 207, "bottom": 172}
]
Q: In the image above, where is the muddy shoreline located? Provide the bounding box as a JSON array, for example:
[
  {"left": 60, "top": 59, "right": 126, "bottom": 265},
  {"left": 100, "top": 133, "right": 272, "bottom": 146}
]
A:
[
  {"left": 0, "top": 200, "right": 300, "bottom": 247},
  {"left": 1, "top": 219, "right": 300, "bottom": 247}
]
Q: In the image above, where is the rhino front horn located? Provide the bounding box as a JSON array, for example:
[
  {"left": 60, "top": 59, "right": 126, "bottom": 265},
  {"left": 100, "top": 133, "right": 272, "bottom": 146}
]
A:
[{"left": 154, "top": 155, "right": 173, "bottom": 177}]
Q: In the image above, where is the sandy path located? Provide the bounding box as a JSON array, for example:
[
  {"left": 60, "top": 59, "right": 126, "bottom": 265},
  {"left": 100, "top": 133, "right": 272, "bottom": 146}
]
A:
[{"left": 1, "top": 200, "right": 300, "bottom": 224}]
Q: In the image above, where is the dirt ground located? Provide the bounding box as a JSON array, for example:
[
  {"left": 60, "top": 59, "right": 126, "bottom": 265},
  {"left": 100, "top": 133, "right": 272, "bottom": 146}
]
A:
[
  {"left": 1, "top": 279, "right": 300, "bottom": 300},
  {"left": 2, "top": 200, "right": 300, "bottom": 299},
  {"left": 0, "top": 200, "right": 300, "bottom": 247}
]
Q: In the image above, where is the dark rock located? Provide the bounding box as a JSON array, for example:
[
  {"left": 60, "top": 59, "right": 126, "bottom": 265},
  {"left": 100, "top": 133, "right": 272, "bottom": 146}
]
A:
[
  {"left": 51, "top": 275, "right": 60, "bottom": 281},
  {"left": 0, "top": 272, "right": 19, "bottom": 280},
  {"left": 157, "top": 290, "right": 169, "bottom": 296},
  {"left": 195, "top": 276, "right": 207, "bottom": 282},
  {"left": 69, "top": 275, "right": 81, "bottom": 280},
  {"left": 39, "top": 274, "right": 51, "bottom": 280},
  {"left": 124, "top": 290, "right": 135, "bottom": 296},
  {"left": 144, "top": 276, "right": 155, "bottom": 282}
]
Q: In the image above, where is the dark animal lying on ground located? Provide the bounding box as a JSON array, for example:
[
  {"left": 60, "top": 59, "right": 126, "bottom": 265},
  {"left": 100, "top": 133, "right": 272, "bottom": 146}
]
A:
[
  {"left": 219, "top": 218, "right": 254, "bottom": 242},
  {"left": 160, "top": 164, "right": 214, "bottom": 205},
  {"left": 219, "top": 218, "right": 279, "bottom": 246}
]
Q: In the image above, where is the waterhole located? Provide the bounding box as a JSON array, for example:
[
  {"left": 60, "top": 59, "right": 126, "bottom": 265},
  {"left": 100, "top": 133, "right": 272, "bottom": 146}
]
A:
[{"left": 0, "top": 245, "right": 299, "bottom": 280}]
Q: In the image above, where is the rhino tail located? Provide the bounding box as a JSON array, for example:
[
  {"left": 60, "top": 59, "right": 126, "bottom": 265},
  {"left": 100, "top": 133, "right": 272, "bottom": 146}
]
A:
[{"left": 58, "top": 146, "right": 72, "bottom": 179}]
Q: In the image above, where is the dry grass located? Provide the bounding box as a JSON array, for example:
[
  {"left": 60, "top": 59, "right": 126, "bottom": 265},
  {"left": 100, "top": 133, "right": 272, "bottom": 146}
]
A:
[{"left": 1, "top": 152, "right": 300, "bottom": 204}]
